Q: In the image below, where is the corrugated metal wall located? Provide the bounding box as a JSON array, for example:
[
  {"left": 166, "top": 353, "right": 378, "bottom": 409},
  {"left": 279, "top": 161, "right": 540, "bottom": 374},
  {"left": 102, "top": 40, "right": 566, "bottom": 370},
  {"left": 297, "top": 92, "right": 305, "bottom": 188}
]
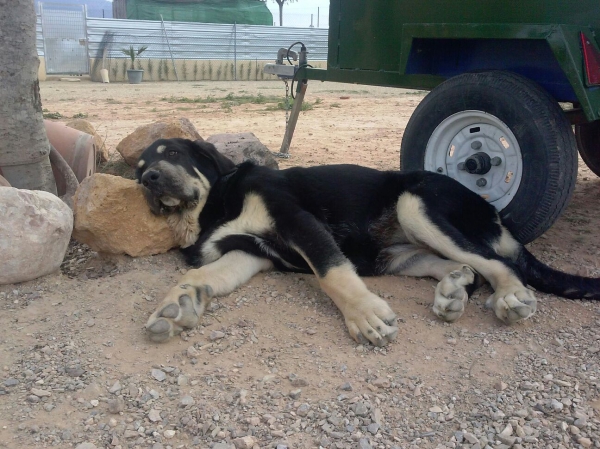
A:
[{"left": 37, "top": 15, "right": 328, "bottom": 63}]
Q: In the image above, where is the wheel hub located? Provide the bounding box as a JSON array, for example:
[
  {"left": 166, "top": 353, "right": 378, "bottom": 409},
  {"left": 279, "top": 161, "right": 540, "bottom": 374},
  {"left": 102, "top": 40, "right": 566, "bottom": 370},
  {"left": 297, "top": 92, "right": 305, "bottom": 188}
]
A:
[
  {"left": 464, "top": 151, "right": 492, "bottom": 174},
  {"left": 424, "top": 110, "right": 523, "bottom": 211}
]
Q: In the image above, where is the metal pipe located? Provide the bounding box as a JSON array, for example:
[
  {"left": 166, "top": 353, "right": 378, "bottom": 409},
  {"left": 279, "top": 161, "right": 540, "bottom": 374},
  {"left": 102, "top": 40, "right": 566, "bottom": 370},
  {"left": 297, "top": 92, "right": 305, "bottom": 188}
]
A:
[
  {"left": 234, "top": 22, "right": 237, "bottom": 81},
  {"left": 160, "top": 14, "right": 179, "bottom": 81},
  {"left": 279, "top": 80, "right": 308, "bottom": 155}
]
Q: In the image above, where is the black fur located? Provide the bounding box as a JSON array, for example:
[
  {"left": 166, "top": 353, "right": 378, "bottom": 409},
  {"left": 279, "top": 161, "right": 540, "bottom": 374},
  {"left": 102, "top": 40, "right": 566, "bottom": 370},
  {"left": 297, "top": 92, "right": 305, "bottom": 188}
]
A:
[{"left": 138, "top": 138, "right": 600, "bottom": 301}]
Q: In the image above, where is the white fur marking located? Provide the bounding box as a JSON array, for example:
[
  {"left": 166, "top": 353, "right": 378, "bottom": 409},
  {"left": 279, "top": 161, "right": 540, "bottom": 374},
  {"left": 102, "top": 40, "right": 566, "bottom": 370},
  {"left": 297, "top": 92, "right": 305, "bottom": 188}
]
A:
[
  {"left": 157, "top": 145, "right": 166, "bottom": 154},
  {"left": 202, "top": 194, "right": 274, "bottom": 263},
  {"left": 137, "top": 159, "right": 145, "bottom": 168}
]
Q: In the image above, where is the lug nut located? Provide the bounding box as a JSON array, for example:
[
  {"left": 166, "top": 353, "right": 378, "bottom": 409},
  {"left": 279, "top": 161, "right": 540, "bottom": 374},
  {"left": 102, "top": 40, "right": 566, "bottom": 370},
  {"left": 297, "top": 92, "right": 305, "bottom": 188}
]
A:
[
  {"left": 437, "top": 167, "right": 444, "bottom": 173},
  {"left": 471, "top": 141, "right": 482, "bottom": 150},
  {"left": 457, "top": 162, "right": 465, "bottom": 170},
  {"left": 491, "top": 157, "right": 502, "bottom": 166},
  {"left": 476, "top": 178, "right": 487, "bottom": 187}
]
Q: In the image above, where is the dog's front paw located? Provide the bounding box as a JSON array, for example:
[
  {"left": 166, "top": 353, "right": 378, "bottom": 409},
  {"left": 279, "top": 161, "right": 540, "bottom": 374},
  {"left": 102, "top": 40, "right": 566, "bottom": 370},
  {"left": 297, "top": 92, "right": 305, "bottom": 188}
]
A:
[
  {"left": 433, "top": 265, "right": 475, "bottom": 323},
  {"left": 487, "top": 285, "right": 537, "bottom": 324},
  {"left": 342, "top": 295, "right": 398, "bottom": 347},
  {"left": 146, "top": 284, "right": 213, "bottom": 342}
]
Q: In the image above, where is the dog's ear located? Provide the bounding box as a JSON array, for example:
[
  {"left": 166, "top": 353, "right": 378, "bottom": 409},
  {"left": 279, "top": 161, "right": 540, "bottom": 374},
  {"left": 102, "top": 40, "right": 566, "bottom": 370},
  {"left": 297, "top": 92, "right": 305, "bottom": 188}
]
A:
[{"left": 191, "top": 140, "right": 236, "bottom": 175}]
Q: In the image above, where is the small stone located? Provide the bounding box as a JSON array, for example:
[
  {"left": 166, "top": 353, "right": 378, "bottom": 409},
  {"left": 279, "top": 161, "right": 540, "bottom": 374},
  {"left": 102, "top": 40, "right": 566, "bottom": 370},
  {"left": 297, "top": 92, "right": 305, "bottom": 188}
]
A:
[
  {"left": 429, "top": 406, "right": 443, "bottom": 413},
  {"left": 289, "top": 389, "right": 302, "bottom": 399},
  {"left": 339, "top": 382, "right": 353, "bottom": 391},
  {"left": 578, "top": 437, "right": 592, "bottom": 448},
  {"left": 163, "top": 429, "right": 176, "bottom": 439},
  {"left": 463, "top": 432, "right": 479, "bottom": 444},
  {"left": 86, "top": 318, "right": 95, "bottom": 327},
  {"left": 187, "top": 345, "right": 200, "bottom": 358},
  {"left": 108, "top": 381, "right": 121, "bottom": 394},
  {"left": 66, "top": 367, "right": 85, "bottom": 377},
  {"left": 371, "top": 377, "right": 390, "bottom": 388},
  {"left": 90, "top": 399, "right": 99, "bottom": 407},
  {"left": 180, "top": 395, "right": 195, "bottom": 406},
  {"left": 358, "top": 438, "right": 372, "bottom": 449},
  {"left": 367, "top": 423, "right": 380, "bottom": 434},
  {"left": 31, "top": 388, "right": 51, "bottom": 397},
  {"left": 210, "top": 330, "right": 226, "bottom": 341},
  {"left": 151, "top": 369, "right": 166, "bottom": 382},
  {"left": 246, "top": 417, "right": 260, "bottom": 426},
  {"left": 290, "top": 377, "right": 309, "bottom": 387},
  {"left": 3, "top": 378, "right": 19, "bottom": 387},
  {"left": 495, "top": 381, "right": 508, "bottom": 391},
  {"left": 75, "top": 444, "right": 97, "bottom": 449},
  {"left": 43, "top": 403, "right": 55, "bottom": 412},
  {"left": 413, "top": 384, "right": 421, "bottom": 396},
  {"left": 148, "top": 409, "right": 162, "bottom": 422},
  {"left": 108, "top": 398, "right": 124, "bottom": 414},
  {"left": 353, "top": 401, "right": 369, "bottom": 417},
  {"left": 27, "top": 394, "right": 39, "bottom": 403},
  {"left": 551, "top": 398, "right": 564, "bottom": 412},
  {"left": 233, "top": 435, "right": 257, "bottom": 449},
  {"left": 296, "top": 403, "right": 310, "bottom": 417}
]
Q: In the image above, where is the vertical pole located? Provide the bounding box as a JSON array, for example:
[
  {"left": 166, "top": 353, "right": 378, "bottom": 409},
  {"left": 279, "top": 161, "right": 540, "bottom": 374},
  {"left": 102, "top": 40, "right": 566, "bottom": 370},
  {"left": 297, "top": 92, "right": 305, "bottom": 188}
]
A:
[
  {"left": 317, "top": 8, "right": 320, "bottom": 27},
  {"left": 160, "top": 14, "right": 179, "bottom": 81},
  {"left": 234, "top": 22, "right": 237, "bottom": 81}
]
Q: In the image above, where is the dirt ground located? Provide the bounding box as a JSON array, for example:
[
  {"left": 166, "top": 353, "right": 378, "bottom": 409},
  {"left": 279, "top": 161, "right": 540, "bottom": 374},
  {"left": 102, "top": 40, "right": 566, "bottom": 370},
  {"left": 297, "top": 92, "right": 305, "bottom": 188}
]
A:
[{"left": 1, "top": 80, "right": 599, "bottom": 449}]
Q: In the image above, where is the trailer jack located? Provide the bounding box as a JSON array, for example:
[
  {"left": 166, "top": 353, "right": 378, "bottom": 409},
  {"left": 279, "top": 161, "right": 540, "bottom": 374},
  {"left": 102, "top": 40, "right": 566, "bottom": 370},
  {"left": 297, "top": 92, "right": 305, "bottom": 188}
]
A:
[{"left": 264, "top": 44, "right": 309, "bottom": 157}]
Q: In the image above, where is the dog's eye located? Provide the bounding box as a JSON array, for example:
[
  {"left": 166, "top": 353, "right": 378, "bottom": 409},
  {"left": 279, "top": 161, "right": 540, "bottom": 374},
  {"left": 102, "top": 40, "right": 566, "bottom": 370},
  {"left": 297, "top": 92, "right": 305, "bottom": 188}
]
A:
[{"left": 168, "top": 150, "right": 177, "bottom": 157}]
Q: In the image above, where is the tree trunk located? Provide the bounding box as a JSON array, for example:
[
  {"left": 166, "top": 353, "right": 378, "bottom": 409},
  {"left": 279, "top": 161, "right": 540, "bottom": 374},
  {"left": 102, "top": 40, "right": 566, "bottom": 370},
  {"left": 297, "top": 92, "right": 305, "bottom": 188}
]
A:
[{"left": 0, "top": 0, "right": 57, "bottom": 194}]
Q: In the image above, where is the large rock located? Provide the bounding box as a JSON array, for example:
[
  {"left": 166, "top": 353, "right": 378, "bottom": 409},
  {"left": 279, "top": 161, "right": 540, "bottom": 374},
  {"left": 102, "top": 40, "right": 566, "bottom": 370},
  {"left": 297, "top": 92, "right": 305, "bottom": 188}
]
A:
[
  {"left": 66, "top": 119, "right": 109, "bottom": 163},
  {"left": 0, "top": 188, "right": 73, "bottom": 285},
  {"left": 206, "top": 132, "right": 279, "bottom": 169},
  {"left": 117, "top": 118, "right": 202, "bottom": 166},
  {"left": 72, "top": 174, "right": 177, "bottom": 256}
]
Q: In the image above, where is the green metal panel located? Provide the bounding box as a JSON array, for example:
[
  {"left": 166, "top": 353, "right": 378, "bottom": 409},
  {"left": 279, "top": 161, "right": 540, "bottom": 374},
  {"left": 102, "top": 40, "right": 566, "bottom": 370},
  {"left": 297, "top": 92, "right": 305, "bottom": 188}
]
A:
[{"left": 310, "top": 0, "right": 600, "bottom": 121}]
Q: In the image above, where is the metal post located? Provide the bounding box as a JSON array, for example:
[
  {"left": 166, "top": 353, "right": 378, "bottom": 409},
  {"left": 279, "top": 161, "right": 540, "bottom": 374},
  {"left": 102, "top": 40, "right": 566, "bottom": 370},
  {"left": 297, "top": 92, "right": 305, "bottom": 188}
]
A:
[
  {"left": 160, "top": 14, "right": 179, "bottom": 81},
  {"left": 317, "top": 8, "right": 320, "bottom": 27},
  {"left": 234, "top": 22, "right": 237, "bottom": 81},
  {"left": 279, "top": 80, "right": 307, "bottom": 155}
]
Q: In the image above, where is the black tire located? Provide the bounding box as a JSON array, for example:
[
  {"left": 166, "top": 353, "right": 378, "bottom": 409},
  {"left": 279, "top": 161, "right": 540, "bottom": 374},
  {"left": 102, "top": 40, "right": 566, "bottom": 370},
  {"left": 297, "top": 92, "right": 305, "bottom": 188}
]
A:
[
  {"left": 575, "top": 120, "right": 600, "bottom": 177},
  {"left": 401, "top": 71, "right": 578, "bottom": 244}
]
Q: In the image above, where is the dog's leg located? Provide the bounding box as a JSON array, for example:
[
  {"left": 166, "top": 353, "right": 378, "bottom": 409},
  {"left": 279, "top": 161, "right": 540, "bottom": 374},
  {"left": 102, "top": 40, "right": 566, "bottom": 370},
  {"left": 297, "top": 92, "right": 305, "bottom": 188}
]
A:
[
  {"left": 381, "top": 244, "right": 481, "bottom": 322},
  {"left": 396, "top": 193, "right": 536, "bottom": 324},
  {"left": 282, "top": 212, "right": 398, "bottom": 347},
  {"left": 146, "top": 251, "right": 273, "bottom": 342}
]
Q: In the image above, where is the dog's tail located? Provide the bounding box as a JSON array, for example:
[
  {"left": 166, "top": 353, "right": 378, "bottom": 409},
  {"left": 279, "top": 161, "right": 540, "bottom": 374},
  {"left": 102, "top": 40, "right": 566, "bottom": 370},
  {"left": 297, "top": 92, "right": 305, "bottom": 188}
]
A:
[{"left": 517, "top": 247, "right": 600, "bottom": 300}]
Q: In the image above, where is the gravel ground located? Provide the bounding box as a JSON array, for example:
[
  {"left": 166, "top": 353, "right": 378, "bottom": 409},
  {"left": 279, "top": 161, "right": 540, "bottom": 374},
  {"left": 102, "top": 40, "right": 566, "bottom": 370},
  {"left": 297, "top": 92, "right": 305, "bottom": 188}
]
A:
[{"left": 0, "top": 80, "right": 599, "bottom": 449}]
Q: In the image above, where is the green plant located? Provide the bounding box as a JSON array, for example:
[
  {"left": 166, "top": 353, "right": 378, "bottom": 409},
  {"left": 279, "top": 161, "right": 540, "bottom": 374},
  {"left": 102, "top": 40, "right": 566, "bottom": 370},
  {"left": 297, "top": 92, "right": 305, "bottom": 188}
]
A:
[
  {"left": 216, "top": 65, "right": 222, "bottom": 81},
  {"left": 163, "top": 60, "right": 170, "bottom": 79},
  {"left": 193, "top": 61, "right": 198, "bottom": 80},
  {"left": 147, "top": 59, "right": 154, "bottom": 79},
  {"left": 182, "top": 60, "right": 188, "bottom": 80},
  {"left": 42, "top": 109, "right": 62, "bottom": 119},
  {"left": 121, "top": 60, "right": 127, "bottom": 79},
  {"left": 72, "top": 112, "right": 88, "bottom": 119},
  {"left": 208, "top": 61, "right": 213, "bottom": 80},
  {"left": 120, "top": 45, "right": 148, "bottom": 70},
  {"left": 158, "top": 60, "right": 163, "bottom": 80}
]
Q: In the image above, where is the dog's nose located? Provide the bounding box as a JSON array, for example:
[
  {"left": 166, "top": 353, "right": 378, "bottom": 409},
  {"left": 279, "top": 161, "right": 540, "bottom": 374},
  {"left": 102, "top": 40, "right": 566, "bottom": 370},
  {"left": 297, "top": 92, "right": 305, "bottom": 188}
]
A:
[{"left": 142, "top": 170, "right": 161, "bottom": 187}]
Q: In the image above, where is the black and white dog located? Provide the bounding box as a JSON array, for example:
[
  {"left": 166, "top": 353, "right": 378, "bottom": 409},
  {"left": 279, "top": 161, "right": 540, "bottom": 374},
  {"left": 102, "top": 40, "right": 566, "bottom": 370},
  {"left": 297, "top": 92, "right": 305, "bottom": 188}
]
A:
[{"left": 136, "top": 138, "right": 600, "bottom": 345}]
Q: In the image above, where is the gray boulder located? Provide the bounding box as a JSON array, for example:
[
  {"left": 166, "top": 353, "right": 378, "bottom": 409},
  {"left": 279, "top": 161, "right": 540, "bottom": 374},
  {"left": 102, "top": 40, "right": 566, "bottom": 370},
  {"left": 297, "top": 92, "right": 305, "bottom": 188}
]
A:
[
  {"left": 0, "top": 188, "right": 73, "bottom": 284},
  {"left": 206, "top": 132, "right": 278, "bottom": 169}
]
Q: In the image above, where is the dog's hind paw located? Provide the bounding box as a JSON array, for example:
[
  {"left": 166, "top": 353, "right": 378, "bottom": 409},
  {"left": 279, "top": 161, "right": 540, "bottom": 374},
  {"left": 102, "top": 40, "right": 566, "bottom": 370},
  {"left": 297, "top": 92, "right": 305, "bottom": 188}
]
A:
[
  {"left": 146, "top": 284, "right": 213, "bottom": 343},
  {"left": 487, "top": 285, "right": 537, "bottom": 324},
  {"left": 343, "top": 295, "right": 398, "bottom": 347},
  {"left": 433, "top": 265, "right": 475, "bottom": 323}
]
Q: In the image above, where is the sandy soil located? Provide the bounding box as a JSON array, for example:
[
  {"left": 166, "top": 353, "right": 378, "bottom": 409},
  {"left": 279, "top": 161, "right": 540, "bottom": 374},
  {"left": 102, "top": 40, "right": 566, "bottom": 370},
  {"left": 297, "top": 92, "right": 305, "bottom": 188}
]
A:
[{"left": 0, "top": 80, "right": 599, "bottom": 449}]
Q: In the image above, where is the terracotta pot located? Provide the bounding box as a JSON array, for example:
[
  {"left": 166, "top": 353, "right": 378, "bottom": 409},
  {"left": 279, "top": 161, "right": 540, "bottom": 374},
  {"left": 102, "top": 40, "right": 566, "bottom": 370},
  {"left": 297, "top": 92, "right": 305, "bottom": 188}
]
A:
[{"left": 44, "top": 120, "right": 96, "bottom": 196}]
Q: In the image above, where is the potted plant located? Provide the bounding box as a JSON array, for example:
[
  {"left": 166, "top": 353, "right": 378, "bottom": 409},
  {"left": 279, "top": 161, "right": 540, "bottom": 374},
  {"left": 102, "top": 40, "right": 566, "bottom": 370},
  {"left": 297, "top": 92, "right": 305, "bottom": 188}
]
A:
[{"left": 121, "top": 45, "right": 148, "bottom": 84}]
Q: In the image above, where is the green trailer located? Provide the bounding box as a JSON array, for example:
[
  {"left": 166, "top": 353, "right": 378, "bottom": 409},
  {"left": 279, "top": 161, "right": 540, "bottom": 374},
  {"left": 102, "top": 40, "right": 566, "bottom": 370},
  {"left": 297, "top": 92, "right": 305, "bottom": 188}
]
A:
[{"left": 266, "top": 0, "right": 600, "bottom": 244}]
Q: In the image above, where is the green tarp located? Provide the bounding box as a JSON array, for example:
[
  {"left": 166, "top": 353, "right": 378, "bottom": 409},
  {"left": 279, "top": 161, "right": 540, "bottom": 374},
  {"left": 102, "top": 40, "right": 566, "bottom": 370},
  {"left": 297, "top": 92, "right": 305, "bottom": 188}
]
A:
[{"left": 126, "top": 0, "right": 273, "bottom": 25}]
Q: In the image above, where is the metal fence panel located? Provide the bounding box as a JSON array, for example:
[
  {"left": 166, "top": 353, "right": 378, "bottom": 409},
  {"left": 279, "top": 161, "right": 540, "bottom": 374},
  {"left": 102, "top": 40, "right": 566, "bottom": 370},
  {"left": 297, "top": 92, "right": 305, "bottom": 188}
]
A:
[
  {"left": 36, "top": 6, "right": 329, "bottom": 74},
  {"left": 40, "top": 3, "right": 89, "bottom": 74},
  {"left": 86, "top": 17, "right": 328, "bottom": 62}
]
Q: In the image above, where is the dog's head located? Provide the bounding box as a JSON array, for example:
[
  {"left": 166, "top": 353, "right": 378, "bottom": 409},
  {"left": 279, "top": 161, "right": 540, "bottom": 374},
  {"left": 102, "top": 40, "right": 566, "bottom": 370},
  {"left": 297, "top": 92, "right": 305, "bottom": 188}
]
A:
[{"left": 136, "top": 138, "right": 235, "bottom": 215}]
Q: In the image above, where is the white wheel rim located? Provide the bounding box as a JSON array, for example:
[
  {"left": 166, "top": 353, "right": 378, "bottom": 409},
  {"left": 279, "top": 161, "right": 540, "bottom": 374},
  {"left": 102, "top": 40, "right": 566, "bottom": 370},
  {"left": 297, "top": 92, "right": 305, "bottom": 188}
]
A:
[{"left": 424, "top": 110, "right": 523, "bottom": 211}]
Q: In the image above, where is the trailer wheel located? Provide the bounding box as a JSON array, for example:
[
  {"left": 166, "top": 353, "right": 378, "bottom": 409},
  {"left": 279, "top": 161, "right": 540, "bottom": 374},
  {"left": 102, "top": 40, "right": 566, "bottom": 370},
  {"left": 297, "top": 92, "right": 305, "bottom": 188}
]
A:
[
  {"left": 575, "top": 120, "right": 600, "bottom": 177},
  {"left": 401, "top": 71, "right": 578, "bottom": 244}
]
